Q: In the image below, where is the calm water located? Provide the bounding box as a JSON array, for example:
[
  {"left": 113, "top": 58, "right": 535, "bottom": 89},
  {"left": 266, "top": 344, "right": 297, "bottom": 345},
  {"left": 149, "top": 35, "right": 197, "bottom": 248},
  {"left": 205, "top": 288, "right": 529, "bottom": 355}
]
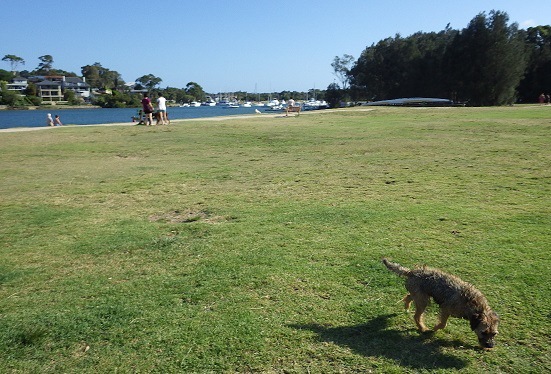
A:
[{"left": 0, "top": 106, "right": 261, "bottom": 130}]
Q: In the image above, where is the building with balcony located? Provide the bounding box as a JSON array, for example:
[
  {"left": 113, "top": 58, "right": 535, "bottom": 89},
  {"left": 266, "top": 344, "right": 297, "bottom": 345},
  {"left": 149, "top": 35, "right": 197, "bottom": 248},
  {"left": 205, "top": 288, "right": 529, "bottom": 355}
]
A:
[
  {"left": 36, "top": 79, "right": 63, "bottom": 102},
  {"left": 63, "top": 76, "right": 90, "bottom": 99},
  {"left": 7, "top": 76, "right": 28, "bottom": 93},
  {"left": 34, "top": 76, "right": 91, "bottom": 102}
]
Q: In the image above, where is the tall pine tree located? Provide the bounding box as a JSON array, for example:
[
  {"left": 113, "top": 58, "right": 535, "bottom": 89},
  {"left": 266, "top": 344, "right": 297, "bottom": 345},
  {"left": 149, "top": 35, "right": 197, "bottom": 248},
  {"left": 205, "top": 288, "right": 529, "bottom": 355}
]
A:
[
  {"left": 517, "top": 26, "right": 551, "bottom": 102},
  {"left": 445, "top": 11, "right": 526, "bottom": 105}
]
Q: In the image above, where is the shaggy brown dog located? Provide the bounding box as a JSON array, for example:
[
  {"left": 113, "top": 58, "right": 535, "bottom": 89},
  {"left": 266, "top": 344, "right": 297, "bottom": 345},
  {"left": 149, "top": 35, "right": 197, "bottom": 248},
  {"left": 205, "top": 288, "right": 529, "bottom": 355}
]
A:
[{"left": 382, "top": 258, "right": 499, "bottom": 349}]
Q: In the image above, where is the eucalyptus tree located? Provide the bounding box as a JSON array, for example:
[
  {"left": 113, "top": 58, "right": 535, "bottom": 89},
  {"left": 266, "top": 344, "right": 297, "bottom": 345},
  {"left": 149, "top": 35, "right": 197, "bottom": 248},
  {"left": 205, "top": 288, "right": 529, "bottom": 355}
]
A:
[
  {"left": 331, "top": 54, "right": 354, "bottom": 90},
  {"left": 81, "top": 63, "right": 101, "bottom": 88},
  {"left": 2, "top": 54, "right": 25, "bottom": 74},
  {"left": 184, "top": 82, "right": 205, "bottom": 102},
  {"left": 82, "top": 63, "right": 124, "bottom": 89},
  {"left": 137, "top": 74, "right": 162, "bottom": 90},
  {"left": 36, "top": 55, "right": 54, "bottom": 74}
]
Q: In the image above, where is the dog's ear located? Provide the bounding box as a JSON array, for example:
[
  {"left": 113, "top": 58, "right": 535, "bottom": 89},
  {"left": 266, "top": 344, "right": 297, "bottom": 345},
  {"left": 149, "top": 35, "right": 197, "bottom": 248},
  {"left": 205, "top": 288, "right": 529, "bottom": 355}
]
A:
[{"left": 470, "top": 314, "right": 481, "bottom": 330}]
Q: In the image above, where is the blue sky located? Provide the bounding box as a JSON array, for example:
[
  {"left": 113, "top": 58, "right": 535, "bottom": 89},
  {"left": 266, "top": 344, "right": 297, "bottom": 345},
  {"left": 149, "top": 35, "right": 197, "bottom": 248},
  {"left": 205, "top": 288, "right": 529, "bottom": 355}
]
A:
[{"left": 2, "top": 1, "right": 549, "bottom": 94}]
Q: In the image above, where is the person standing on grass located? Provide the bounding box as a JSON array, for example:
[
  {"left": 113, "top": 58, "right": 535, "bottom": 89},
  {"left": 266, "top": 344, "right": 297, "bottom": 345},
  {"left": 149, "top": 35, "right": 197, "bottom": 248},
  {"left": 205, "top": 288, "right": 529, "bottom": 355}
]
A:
[
  {"left": 156, "top": 93, "right": 168, "bottom": 125},
  {"left": 157, "top": 93, "right": 168, "bottom": 125},
  {"left": 141, "top": 93, "right": 154, "bottom": 126}
]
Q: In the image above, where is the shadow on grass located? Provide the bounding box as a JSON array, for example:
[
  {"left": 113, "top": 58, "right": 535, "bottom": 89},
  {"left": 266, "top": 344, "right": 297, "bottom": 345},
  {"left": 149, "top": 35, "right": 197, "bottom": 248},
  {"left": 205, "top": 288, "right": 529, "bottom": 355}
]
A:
[{"left": 290, "top": 314, "right": 470, "bottom": 370}]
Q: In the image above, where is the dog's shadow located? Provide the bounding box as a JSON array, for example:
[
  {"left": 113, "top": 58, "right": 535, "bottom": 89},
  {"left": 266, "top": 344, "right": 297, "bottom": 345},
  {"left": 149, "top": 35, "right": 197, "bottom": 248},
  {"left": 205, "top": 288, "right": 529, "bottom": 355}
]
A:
[{"left": 289, "top": 314, "right": 470, "bottom": 370}]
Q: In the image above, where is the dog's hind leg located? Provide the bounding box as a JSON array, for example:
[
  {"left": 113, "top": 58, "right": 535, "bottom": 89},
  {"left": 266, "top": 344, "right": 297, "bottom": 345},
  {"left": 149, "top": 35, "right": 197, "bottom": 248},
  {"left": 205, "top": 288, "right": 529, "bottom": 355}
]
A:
[
  {"left": 412, "top": 295, "right": 430, "bottom": 332},
  {"left": 402, "top": 294, "right": 413, "bottom": 310}
]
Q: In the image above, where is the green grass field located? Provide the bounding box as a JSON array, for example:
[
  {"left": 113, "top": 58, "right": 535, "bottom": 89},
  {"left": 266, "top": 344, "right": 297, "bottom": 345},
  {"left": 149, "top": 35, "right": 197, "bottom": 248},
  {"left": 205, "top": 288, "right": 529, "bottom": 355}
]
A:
[{"left": 1, "top": 106, "right": 549, "bottom": 372}]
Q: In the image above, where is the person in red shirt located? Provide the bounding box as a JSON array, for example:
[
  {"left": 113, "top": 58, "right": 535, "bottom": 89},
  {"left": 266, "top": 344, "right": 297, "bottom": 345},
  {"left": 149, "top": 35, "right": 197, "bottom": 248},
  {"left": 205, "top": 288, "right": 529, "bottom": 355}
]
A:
[{"left": 141, "top": 93, "right": 154, "bottom": 125}]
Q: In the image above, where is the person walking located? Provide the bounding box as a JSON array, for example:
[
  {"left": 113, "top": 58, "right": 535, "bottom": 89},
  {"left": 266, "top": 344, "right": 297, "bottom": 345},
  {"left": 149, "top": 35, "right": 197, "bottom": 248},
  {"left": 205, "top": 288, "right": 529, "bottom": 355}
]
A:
[
  {"left": 141, "top": 93, "right": 154, "bottom": 126},
  {"left": 157, "top": 93, "right": 168, "bottom": 125}
]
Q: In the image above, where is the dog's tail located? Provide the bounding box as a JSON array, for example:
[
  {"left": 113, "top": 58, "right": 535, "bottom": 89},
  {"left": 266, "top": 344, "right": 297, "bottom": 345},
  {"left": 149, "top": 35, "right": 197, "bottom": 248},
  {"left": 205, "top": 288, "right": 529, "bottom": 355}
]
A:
[{"left": 382, "top": 258, "right": 411, "bottom": 277}]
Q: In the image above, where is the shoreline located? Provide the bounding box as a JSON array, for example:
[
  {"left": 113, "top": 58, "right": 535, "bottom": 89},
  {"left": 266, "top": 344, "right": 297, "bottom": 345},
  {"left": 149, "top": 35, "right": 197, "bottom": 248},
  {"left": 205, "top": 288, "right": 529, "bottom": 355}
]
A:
[
  {"left": 0, "top": 110, "right": 336, "bottom": 133},
  {"left": 0, "top": 105, "right": 102, "bottom": 111}
]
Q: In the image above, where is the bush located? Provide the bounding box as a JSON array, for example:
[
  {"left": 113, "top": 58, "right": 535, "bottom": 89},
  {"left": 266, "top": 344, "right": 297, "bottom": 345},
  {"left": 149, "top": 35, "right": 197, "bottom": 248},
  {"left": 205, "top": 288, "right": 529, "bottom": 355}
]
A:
[
  {"left": 25, "top": 95, "right": 42, "bottom": 106},
  {"left": 0, "top": 90, "right": 22, "bottom": 106},
  {"left": 325, "top": 83, "right": 344, "bottom": 108},
  {"left": 92, "top": 91, "right": 141, "bottom": 108}
]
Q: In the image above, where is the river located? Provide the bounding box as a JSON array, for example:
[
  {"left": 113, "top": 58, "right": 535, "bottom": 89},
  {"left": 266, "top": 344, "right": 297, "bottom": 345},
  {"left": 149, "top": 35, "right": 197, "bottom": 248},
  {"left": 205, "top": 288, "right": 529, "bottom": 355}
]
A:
[{"left": 0, "top": 105, "right": 262, "bottom": 130}]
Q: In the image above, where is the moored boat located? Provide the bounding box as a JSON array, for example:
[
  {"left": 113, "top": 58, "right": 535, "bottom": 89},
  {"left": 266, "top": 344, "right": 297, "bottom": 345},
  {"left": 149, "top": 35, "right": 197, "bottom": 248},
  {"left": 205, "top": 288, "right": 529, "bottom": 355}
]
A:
[
  {"left": 202, "top": 96, "right": 217, "bottom": 106},
  {"left": 302, "top": 99, "right": 329, "bottom": 110}
]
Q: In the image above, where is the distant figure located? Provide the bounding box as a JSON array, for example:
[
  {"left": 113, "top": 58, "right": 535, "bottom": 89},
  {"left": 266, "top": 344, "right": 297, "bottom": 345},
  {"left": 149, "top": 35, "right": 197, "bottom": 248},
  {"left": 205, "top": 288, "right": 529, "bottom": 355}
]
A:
[
  {"left": 546, "top": 94, "right": 551, "bottom": 104},
  {"left": 141, "top": 93, "right": 154, "bottom": 126},
  {"left": 46, "top": 113, "right": 54, "bottom": 126},
  {"left": 156, "top": 94, "right": 168, "bottom": 125},
  {"left": 54, "top": 114, "right": 63, "bottom": 126},
  {"left": 539, "top": 93, "right": 546, "bottom": 104},
  {"left": 288, "top": 98, "right": 296, "bottom": 107}
]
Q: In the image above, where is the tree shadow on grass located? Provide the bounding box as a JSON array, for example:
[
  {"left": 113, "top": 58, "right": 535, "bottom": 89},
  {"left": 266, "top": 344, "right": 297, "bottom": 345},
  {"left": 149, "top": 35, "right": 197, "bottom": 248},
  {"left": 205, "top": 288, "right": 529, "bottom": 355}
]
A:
[{"left": 290, "top": 314, "right": 470, "bottom": 370}]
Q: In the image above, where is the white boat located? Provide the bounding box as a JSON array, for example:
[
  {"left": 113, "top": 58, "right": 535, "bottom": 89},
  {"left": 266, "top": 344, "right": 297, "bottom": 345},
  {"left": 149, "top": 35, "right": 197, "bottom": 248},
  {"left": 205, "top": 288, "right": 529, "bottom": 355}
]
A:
[
  {"left": 222, "top": 102, "right": 240, "bottom": 109},
  {"left": 266, "top": 99, "right": 280, "bottom": 107},
  {"left": 302, "top": 99, "right": 329, "bottom": 110},
  {"left": 264, "top": 104, "right": 284, "bottom": 112},
  {"left": 242, "top": 102, "right": 252, "bottom": 107},
  {"left": 189, "top": 101, "right": 201, "bottom": 107},
  {"left": 202, "top": 96, "right": 217, "bottom": 106}
]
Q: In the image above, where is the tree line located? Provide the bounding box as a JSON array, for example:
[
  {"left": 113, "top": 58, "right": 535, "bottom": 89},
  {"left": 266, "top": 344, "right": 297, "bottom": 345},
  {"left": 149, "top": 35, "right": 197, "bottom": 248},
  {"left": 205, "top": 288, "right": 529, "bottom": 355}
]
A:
[
  {"left": 330, "top": 11, "right": 551, "bottom": 106},
  {"left": 1, "top": 55, "right": 323, "bottom": 108},
  {"left": 10, "top": 10, "right": 546, "bottom": 108}
]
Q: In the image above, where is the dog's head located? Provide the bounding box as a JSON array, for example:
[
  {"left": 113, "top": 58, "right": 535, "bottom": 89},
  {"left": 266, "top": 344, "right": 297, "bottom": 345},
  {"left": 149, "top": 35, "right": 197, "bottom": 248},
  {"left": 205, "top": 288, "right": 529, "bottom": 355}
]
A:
[{"left": 470, "top": 310, "right": 500, "bottom": 349}]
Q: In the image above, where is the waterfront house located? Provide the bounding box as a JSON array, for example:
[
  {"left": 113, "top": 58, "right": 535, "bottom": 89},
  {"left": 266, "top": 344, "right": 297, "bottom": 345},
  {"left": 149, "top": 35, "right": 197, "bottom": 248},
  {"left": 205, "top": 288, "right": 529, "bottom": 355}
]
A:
[
  {"left": 34, "top": 75, "right": 90, "bottom": 102},
  {"left": 7, "top": 76, "right": 28, "bottom": 93},
  {"left": 36, "top": 79, "right": 63, "bottom": 102},
  {"left": 63, "top": 76, "right": 91, "bottom": 100}
]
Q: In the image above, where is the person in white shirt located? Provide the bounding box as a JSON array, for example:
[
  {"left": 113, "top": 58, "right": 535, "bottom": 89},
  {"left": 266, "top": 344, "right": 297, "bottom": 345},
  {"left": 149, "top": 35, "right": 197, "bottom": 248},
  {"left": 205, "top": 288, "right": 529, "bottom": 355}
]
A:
[
  {"left": 156, "top": 94, "right": 168, "bottom": 125},
  {"left": 46, "top": 113, "right": 54, "bottom": 126}
]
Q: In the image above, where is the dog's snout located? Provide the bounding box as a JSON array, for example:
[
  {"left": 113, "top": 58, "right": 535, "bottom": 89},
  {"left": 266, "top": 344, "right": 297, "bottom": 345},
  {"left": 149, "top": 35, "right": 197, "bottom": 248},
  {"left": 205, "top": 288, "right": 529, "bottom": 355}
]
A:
[{"left": 480, "top": 339, "right": 495, "bottom": 349}]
